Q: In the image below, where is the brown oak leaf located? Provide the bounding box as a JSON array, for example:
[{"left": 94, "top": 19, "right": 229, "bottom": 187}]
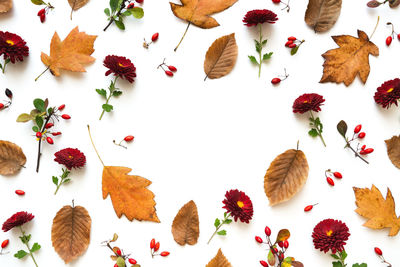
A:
[
  {"left": 305, "top": 0, "right": 342, "bottom": 33},
  {"left": 51, "top": 204, "right": 91, "bottom": 263},
  {"left": 40, "top": 26, "right": 97, "bottom": 77},
  {"left": 320, "top": 30, "right": 379, "bottom": 86},
  {"left": 385, "top": 135, "right": 400, "bottom": 169},
  {"left": 206, "top": 249, "right": 232, "bottom": 267},
  {"left": 68, "top": 0, "right": 89, "bottom": 19},
  {"left": 353, "top": 185, "right": 400, "bottom": 236},
  {"left": 103, "top": 166, "right": 159, "bottom": 222},
  {"left": 172, "top": 200, "right": 199, "bottom": 245},
  {"left": 0, "top": 0, "right": 12, "bottom": 13},
  {"left": 0, "top": 140, "right": 26, "bottom": 175}
]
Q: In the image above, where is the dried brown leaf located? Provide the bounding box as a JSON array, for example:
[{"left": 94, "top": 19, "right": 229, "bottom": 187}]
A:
[
  {"left": 320, "top": 30, "right": 379, "bottom": 86},
  {"left": 0, "top": 140, "right": 26, "bottom": 175},
  {"left": 68, "top": 0, "right": 89, "bottom": 19},
  {"left": 51, "top": 204, "right": 91, "bottom": 263},
  {"left": 353, "top": 185, "right": 400, "bottom": 236},
  {"left": 204, "top": 33, "right": 238, "bottom": 80},
  {"left": 292, "top": 261, "right": 304, "bottom": 267},
  {"left": 305, "top": 0, "right": 342, "bottom": 33},
  {"left": 206, "top": 249, "right": 232, "bottom": 267},
  {"left": 0, "top": 0, "right": 12, "bottom": 13},
  {"left": 275, "top": 229, "right": 290, "bottom": 243},
  {"left": 172, "top": 200, "right": 199, "bottom": 245},
  {"left": 264, "top": 148, "right": 309, "bottom": 206},
  {"left": 385, "top": 135, "right": 400, "bottom": 169}
]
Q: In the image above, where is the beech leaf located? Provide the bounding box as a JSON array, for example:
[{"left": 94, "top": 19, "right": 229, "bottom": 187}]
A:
[
  {"left": 68, "top": 0, "right": 89, "bottom": 19},
  {"left": 264, "top": 148, "right": 309, "bottom": 206},
  {"left": 0, "top": 140, "right": 26, "bottom": 175},
  {"left": 320, "top": 30, "right": 379, "bottom": 86},
  {"left": 353, "top": 185, "right": 400, "bottom": 236},
  {"left": 51, "top": 204, "right": 91, "bottom": 263},
  {"left": 206, "top": 248, "right": 232, "bottom": 267},
  {"left": 385, "top": 135, "right": 400, "bottom": 169},
  {"left": 171, "top": 200, "right": 200, "bottom": 245},
  {"left": 305, "top": 0, "right": 342, "bottom": 33},
  {"left": 0, "top": 0, "right": 12, "bottom": 13}
]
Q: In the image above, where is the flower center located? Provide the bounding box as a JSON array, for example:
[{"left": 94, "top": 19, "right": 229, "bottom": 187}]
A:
[
  {"left": 303, "top": 100, "right": 308, "bottom": 103},
  {"left": 237, "top": 201, "right": 244, "bottom": 208},
  {"left": 6, "top": 40, "right": 14, "bottom": 46},
  {"left": 387, "top": 88, "right": 394, "bottom": 93},
  {"left": 118, "top": 62, "right": 127, "bottom": 68},
  {"left": 68, "top": 155, "right": 73, "bottom": 159},
  {"left": 326, "top": 230, "right": 333, "bottom": 236}
]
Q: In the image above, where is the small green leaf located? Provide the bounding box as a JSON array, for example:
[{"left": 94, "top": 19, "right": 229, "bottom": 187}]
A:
[
  {"left": 130, "top": 7, "right": 144, "bottom": 19},
  {"left": 262, "top": 39, "right": 268, "bottom": 45},
  {"left": 17, "top": 113, "right": 32, "bottom": 122},
  {"left": 96, "top": 89, "right": 107, "bottom": 98},
  {"left": 255, "top": 43, "right": 262, "bottom": 53},
  {"left": 109, "top": 0, "right": 119, "bottom": 13},
  {"left": 308, "top": 128, "right": 318, "bottom": 137},
  {"left": 352, "top": 264, "right": 367, "bottom": 267},
  {"left": 35, "top": 116, "right": 44, "bottom": 130},
  {"left": 225, "top": 219, "right": 232, "bottom": 224},
  {"left": 340, "top": 250, "right": 347, "bottom": 260},
  {"left": 214, "top": 218, "right": 220, "bottom": 227},
  {"left": 52, "top": 176, "right": 59, "bottom": 186},
  {"left": 32, "top": 126, "right": 39, "bottom": 132},
  {"left": 332, "top": 262, "right": 343, "bottom": 267},
  {"left": 112, "top": 90, "right": 122, "bottom": 96},
  {"left": 14, "top": 250, "right": 28, "bottom": 259},
  {"left": 122, "top": 10, "right": 131, "bottom": 16},
  {"left": 248, "top": 55, "right": 259, "bottom": 65},
  {"left": 33, "top": 99, "right": 45, "bottom": 112},
  {"left": 102, "top": 104, "right": 113, "bottom": 112},
  {"left": 63, "top": 178, "right": 71, "bottom": 184},
  {"left": 330, "top": 254, "right": 340, "bottom": 260},
  {"left": 116, "top": 256, "right": 126, "bottom": 267},
  {"left": 263, "top": 52, "right": 273, "bottom": 61},
  {"left": 31, "top": 243, "right": 41, "bottom": 253},
  {"left": 217, "top": 230, "right": 227, "bottom": 235},
  {"left": 104, "top": 8, "right": 111, "bottom": 16},
  {"left": 31, "top": 0, "right": 45, "bottom": 5},
  {"left": 291, "top": 46, "right": 299, "bottom": 55},
  {"left": 115, "top": 19, "right": 125, "bottom": 30},
  {"left": 47, "top": 107, "right": 53, "bottom": 114}
]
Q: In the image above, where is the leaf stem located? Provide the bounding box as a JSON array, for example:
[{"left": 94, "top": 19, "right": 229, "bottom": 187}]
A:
[
  {"left": 258, "top": 23, "right": 262, "bottom": 78},
  {"left": 1, "top": 60, "right": 8, "bottom": 73},
  {"left": 174, "top": 22, "right": 191, "bottom": 52},
  {"left": 19, "top": 227, "right": 39, "bottom": 267},
  {"left": 54, "top": 168, "right": 69, "bottom": 195},
  {"left": 369, "top": 16, "right": 380, "bottom": 40},
  {"left": 344, "top": 141, "right": 369, "bottom": 164},
  {"left": 34, "top": 67, "right": 50, "bottom": 82},
  {"left": 36, "top": 109, "right": 54, "bottom": 172},
  {"left": 87, "top": 125, "right": 105, "bottom": 167},
  {"left": 207, "top": 213, "right": 231, "bottom": 244}
]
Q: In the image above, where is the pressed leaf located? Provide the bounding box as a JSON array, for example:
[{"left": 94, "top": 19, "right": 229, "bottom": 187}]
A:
[
  {"left": 41, "top": 27, "right": 97, "bottom": 77},
  {"left": 264, "top": 148, "right": 309, "bottom": 206},
  {"left": 337, "top": 120, "right": 347, "bottom": 137},
  {"left": 320, "top": 30, "right": 379, "bottom": 86},
  {"left": 16, "top": 113, "right": 32, "bottom": 123},
  {"left": 353, "top": 185, "right": 400, "bottom": 236},
  {"left": 204, "top": 33, "right": 238, "bottom": 80},
  {"left": 0, "top": 0, "right": 12, "bottom": 13},
  {"left": 68, "top": 0, "right": 89, "bottom": 19},
  {"left": 385, "top": 135, "right": 400, "bottom": 169},
  {"left": 102, "top": 166, "right": 159, "bottom": 222},
  {"left": 305, "top": 0, "right": 342, "bottom": 33},
  {"left": 206, "top": 248, "right": 232, "bottom": 267},
  {"left": 275, "top": 229, "right": 290, "bottom": 243},
  {"left": 51, "top": 204, "right": 91, "bottom": 263},
  {"left": 0, "top": 141, "right": 26, "bottom": 175},
  {"left": 172, "top": 200, "right": 199, "bottom": 245}
]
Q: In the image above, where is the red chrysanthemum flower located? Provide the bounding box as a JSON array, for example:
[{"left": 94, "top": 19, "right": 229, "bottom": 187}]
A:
[
  {"left": 104, "top": 55, "right": 136, "bottom": 83},
  {"left": 54, "top": 148, "right": 86, "bottom": 170},
  {"left": 243, "top": 9, "right": 278, "bottom": 27},
  {"left": 2, "top": 211, "right": 34, "bottom": 232},
  {"left": 222, "top": 189, "right": 253, "bottom": 223},
  {"left": 0, "top": 31, "right": 29, "bottom": 63},
  {"left": 374, "top": 78, "right": 400, "bottom": 109},
  {"left": 293, "top": 93, "right": 325, "bottom": 114},
  {"left": 312, "top": 219, "right": 350, "bottom": 254}
]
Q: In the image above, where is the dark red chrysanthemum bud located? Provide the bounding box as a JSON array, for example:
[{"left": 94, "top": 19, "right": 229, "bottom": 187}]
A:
[
  {"left": 1, "top": 239, "right": 9, "bottom": 249},
  {"left": 61, "top": 114, "right": 71, "bottom": 120},
  {"left": 278, "top": 253, "right": 284, "bottom": 261},
  {"left": 354, "top": 124, "right": 362, "bottom": 133},
  {"left": 165, "top": 71, "right": 173, "bottom": 77},
  {"left": 358, "top": 132, "right": 366, "bottom": 138},
  {"left": 128, "top": 258, "right": 137, "bottom": 264},
  {"left": 255, "top": 236, "right": 263, "bottom": 243},
  {"left": 15, "top": 190, "right": 25, "bottom": 196},
  {"left": 151, "top": 33, "right": 159, "bottom": 42},
  {"left": 46, "top": 137, "right": 54, "bottom": 144},
  {"left": 327, "top": 177, "right": 334, "bottom": 186},
  {"left": 58, "top": 104, "right": 65, "bottom": 111},
  {"left": 160, "top": 251, "right": 170, "bottom": 257},
  {"left": 271, "top": 78, "right": 281, "bottom": 84},
  {"left": 333, "top": 172, "right": 342, "bottom": 179},
  {"left": 124, "top": 135, "right": 134, "bottom": 142},
  {"left": 265, "top": 226, "right": 271, "bottom": 236},
  {"left": 260, "top": 260, "right": 269, "bottom": 267},
  {"left": 168, "top": 66, "right": 177, "bottom": 72},
  {"left": 278, "top": 241, "right": 284, "bottom": 248},
  {"left": 374, "top": 247, "right": 383, "bottom": 256}
]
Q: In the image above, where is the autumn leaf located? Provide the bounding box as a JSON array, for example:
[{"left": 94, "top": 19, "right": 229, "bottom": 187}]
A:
[
  {"left": 204, "top": 33, "right": 238, "bottom": 81},
  {"left": 51, "top": 203, "right": 91, "bottom": 263},
  {"left": 275, "top": 229, "right": 290, "bottom": 243},
  {"left": 264, "top": 148, "right": 309, "bottom": 206},
  {"left": 353, "top": 185, "right": 400, "bottom": 236},
  {"left": 172, "top": 200, "right": 199, "bottom": 245},
  {"left": 170, "top": 0, "right": 237, "bottom": 51},
  {"left": 385, "top": 135, "right": 400, "bottom": 169},
  {"left": 39, "top": 27, "right": 97, "bottom": 78},
  {"left": 68, "top": 0, "right": 89, "bottom": 19},
  {"left": 305, "top": 0, "right": 342, "bottom": 33},
  {"left": 320, "top": 30, "right": 379, "bottom": 86},
  {"left": 0, "top": 0, "right": 12, "bottom": 13},
  {"left": 0, "top": 140, "right": 26, "bottom": 175},
  {"left": 292, "top": 261, "right": 305, "bottom": 267},
  {"left": 206, "top": 249, "right": 232, "bottom": 267}
]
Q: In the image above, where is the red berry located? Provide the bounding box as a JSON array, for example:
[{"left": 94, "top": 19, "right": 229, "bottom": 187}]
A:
[
  {"left": 327, "top": 177, "right": 334, "bottom": 186},
  {"left": 128, "top": 258, "right": 137, "bottom": 264},
  {"left": 285, "top": 40, "right": 293, "bottom": 47},
  {"left": 364, "top": 148, "right": 374, "bottom": 154},
  {"left": 398, "top": 33, "right": 400, "bottom": 41},
  {"left": 265, "top": 226, "right": 271, "bottom": 236},
  {"left": 288, "top": 36, "right": 297, "bottom": 41},
  {"left": 333, "top": 172, "right": 342, "bottom": 179},
  {"left": 151, "top": 32, "right": 159, "bottom": 42},
  {"left": 360, "top": 150, "right": 366, "bottom": 155},
  {"left": 272, "top": 0, "right": 280, "bottom": 3},
  {"left": 168, "top": 65, "right": 177, "bottom": 72},
  {"left": 36, "top": 132, "right": 42, "bottom": 138},
  {"left": 45, "top": 123, "right": 54, "bottom": 129},
  {"left": 354, "top": 124, "right": 362, "bottom": 133},
  {"left": 386, "top": 36, "right": 393, "bottom": 46},
  {"left": 278, "top": 253, "right": 284, "bottom": 261},
  {"left": 46, "top": 137, "right": 54, "bottom": 144},
  {"left": 165, "top": 70, "right": 173, "bottom": 77},
  {"left": 273, "top": 247, "right": 278, "bottom": 254},
  {"left": 15, "top": 190, "right": 25, "bottom": 196},
  {"left": 37, "top": 8, "right": 45, "bottom": 16},
  {"left": 116, "top": 248, "right": 121, "bottom": 256},
  {"left": 288, "top": 43, "right": 297, "bottom": 48},
  {"left": 154, "top": 242, "right": 160, "bottom": 252},
  {"left": 127, "top": 3, "right": 135, "bottom": 8},
  {"left": 160, "top": 251, "right": 170, "bottom": 257},
  {"left": 260, "top": 260, "right": 269, "bottom": 267},
  {"left": 124, "top": 135, "right": 134, "bottom": 142},
  {"left": 361, "top": 145, "right": 366, "bottom": 150},
  {"left": 358, "top": 132, "right": 366, "bottom": 138},
  {"left": 52, "top": 132, "right": 62, "bottom": 136},
  {"left": 136, "top": 0, "right": 143, "bottom": 3},
  {"left": 61, "top": 114, "right": 71, "bottom": 120},
  {"left": 114, "top": 264, "right": 118, "bottom": 267},
  {"left": 255, "top": 236, "right": 263, "bottom": 243},
  {"left": 58, "top": 104, "right": 65, "bottom": 111},
  {"left": 374, "top": 247, "right": 383, "bottom": 256},
  {"left": 1, "top": 239, "right": 9, "bottom": 249},
  {"left": 304, "top": 205, "right": 313, "bottom": 212},
  {"left": 150, "top": 238, "right": 155, "bottom": 249},
  {"left": 0, "top": 103, "right": 4, "bottom": 110},
  {"left": 283, "top": 240, "right": 289, "bottom": 248},
  {"left": 40, "top": 13, "right": 46, "bottom": 23},
  {"left": 271, "top": 78, "right": 281, "bottom": 84},
  {"left": 278, "top": 241, "right": 284, "bottom": 248}
]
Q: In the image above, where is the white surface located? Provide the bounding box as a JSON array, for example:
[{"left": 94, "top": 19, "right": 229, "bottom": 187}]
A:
[{"left": 1, "top": 0, "right": 400, "bottom": 266}]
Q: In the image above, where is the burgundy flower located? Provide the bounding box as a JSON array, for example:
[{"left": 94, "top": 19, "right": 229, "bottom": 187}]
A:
[
  {"left": 374, "top": 78, "right": 400, "bottom": 108},
  {"left": 2, "top": 211, "right": 34, "bottom": 232},
  {"left": 0, "top": 31, "right": 29, "bottom": 63},
  {"left": 293, "top": 93, "right": 325, "bottom": 114},
  {"left": 222, "top": 189, "right": 253, "bottom": 223},
  {"left": 312, "top": 219, "right": 350, "bottom": 254},
  {"left": 54, "top": 148, "right": 86, "bottom": 170},
  {"left": 243, "top": 9, "right": 278, "bottom": 27},
  {"left": 103, "top": 55, "right": 136, "bottom": 83}
]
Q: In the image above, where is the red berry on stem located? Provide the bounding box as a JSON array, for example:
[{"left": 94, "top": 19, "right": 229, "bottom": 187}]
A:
[
  {"left": 398, "top": 33, "right": 400, "bottom": 41},
  {"left": 0, "top": 103, "right": 4, "bottom": 110},
  {"left": 358, "top": 132, "right": 366, "bottom": 138},
  {"left": 136, "top": 0, "right": 144, "bottom": 3},
  {"left": 272, "top": 0, "right": 280, "bottom": 3},
  {"left": 61, "top": 114, "right": 71, "bottom": 120},
  {"left": 58, "top": 104, "right": 65, "bottom": 111},
  {"left": 168, "top": 66, "right": 177, "bottom": 72},
  {"left": 374, "top": 247, "right": 383, "bottom": 256},
  {"left": 360, "top": 150, "right": 366, "bottom": 155},
  {"left": 128, "top": 258, "right": 137, "bottom": 264},
  {"left": 265, "top": 226, "right": 271, "bottom": 236},
  {"left": 283, "top": 240, "right": 289, "bottom": 248},
  {"left": 278, "top": 253, "right": 284, "bottom": 261},
  {"left": 150, "top": 238, "right": 155, "bottom": 249},
  {"left": 304, "top": 205, "right": 314, "bottom": 212},
  {"left": 52, "top": 132, "right": 62, "bottom": 136},
  {"left": 165, "top": 70, "right": 173, "bottom": 77},
  {"left": 114, "top": 264, "right": 118, "bottom": 267},
  {"left": 37, "top": 8, "right": 45, "bottom": 16},
  {"left": 273, "top": 247, "right": 278, "bottom": 254},
  {"left": 333, "top": 172, "right": 342, "bottom": 179},
  {"left": 278, "top": 241, "right": 284, "bottom": 248},
  {"left": 386, "top": 36, "right": 393, "bottom": 46},
  {"left": 40, "top": 13, "right": 46, "bottom": 23},
  {"left": 154, "top": 242, "right": 160, "bottom": 252},
  {"left": 45, "top": 123, "right": 54, "bottom": 129},
  {"left": 160, "top": 251, "right": 170, "bottom": 257},
  {"left": 127, "top": 2, "right": 135, "bottom": 8},
  {"left": 327, "top": 177, "right": 334, "bottom": 186},
  {"left": 364, "top": 148, "right": 374, "bottom": 154},
  {"left": 151, "top": 33, "right": 159, "bottom": 42},
  {"left": 271, "top": 78, "right": 281, "bottom": 84},
  {"left": 36, "top": 132, "right": 42, "bottom": 138},
  {"left": 116, "top": 248, "right": 121, "bottom": 256},
  {"left": 255, "top": 236, "right": 263, "bottom": 243},
  {"left": 354, "top": 124, "right": 362, "bottom": 133},
  {"left": 1, "top": 239, "right": 9, "bottom": 248},
  {"left": 361, "top": 145, "right": 366, "bottom": 150},
  {"left": 124, "top": 135, "right": 134, "bottom": 142},
  {"left": 15, "top": 190, "right": 25, "bottom": 196},
  {"left": 288, "top": 43, "right": 297, "bottom": 48},
  {"left": 260, "top": 260, "right": 269, "bottom": 267},
  {"left": 285, "top": 40, "right": 293, "bottom": 47},
  {"left": 46, "top": 137, "right": 54, "bottom": 144},
  {"left": 288, "top": 36, "right": 297, "bottom": 41}
]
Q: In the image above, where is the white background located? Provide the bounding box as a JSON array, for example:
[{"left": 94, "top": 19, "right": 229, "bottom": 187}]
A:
[{"left": 1, "top": 0, "right": 400, "bottom": 266}]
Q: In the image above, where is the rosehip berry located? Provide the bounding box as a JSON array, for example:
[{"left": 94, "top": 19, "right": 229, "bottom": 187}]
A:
[
  {"left": 15, "top": 190, "right": 25, "bottom": 195},
  {"left": 116, "top": 248, "right": 121, "bottom": 256},
  {"left": 45, "top": 123, "right": 54, "bottom": 129},
  {"left": 165, "top": 70, "right": 173, "bottom": 77},
  {"left": 5, "top": 88, "right": 12, "bottom": 99},
  {"left": 160, "top": 251, "right": 170, "bottom": 257},
  {"left": 260, "top": 260, "right": 269, "bottom": 267},
  {"left": 361, "top": 145, "right": 366, "bottom": 150},
  {"left": 154, "top": 242, "right": 160, "bottom": 252},
  {"left": 386, "top": 36, "right": 393, "bottom": 46},
  {"left": 364, "top": 148, "right": 374, "bottom": 154},
  {"left": 354, "top": 124, "right": 362, "bottom": 133},
  {"left": 327, "top": 177, "right": 334, "bottom": 186},
  {"left": 285, "top": 40, "right": 293, "bottom": 47},
  {"left": 398, "top": 33, "right": 400, "bottom": 41},
  {"left": 360, "top": 150, "right": 366, "bottom": 155},
  {"left": 150, "top": 238, "right": 155, "bottom": 249},
  {"left": 151, "top": 33, "right": 159, "bottom": 42},
  {"left": 288, "top": 36, "right": 297, "bottom": 41},
  {"left": 278, "top": 253, "right": 284, "bottom": 261},
  {"left": 114, "top": 264, "right": 118, "bottom": 267},
  {"left": 288, "top": 43, "right": 297, "bottom": 48},
  {"left": 37, "top": 8, "right": 45, "bottom": 16},
  {"left": 136, "top": 0, "right": 143, "bottom": 3},
  {"left": 0, "top": 103, "right": 4, "bottom": 110},
  {"left": 40, "top": 13, "right": 46, "bottom": 23},
  {"left": 168, "top": 66, "right": 177, "bottom": 72},
  {"left": 255, "top": 236, "right": 263, "bottom": 243},
  {"left": 127, "top": 3, "right": 135, "bottom": 8},
  {"left": 46, "top": 137, "right": 54, "bottom": 144},
  {"left": 58, "top": 104, "right": 65, "bottom": 111},
  {"left": 358, "top": 132, "right": 366, "bottom": 138},
  {"left": 333, "top": 172, "right": 342, "bottom": 179},
  {"left": 1, "top": 239, "right": 9, "bottom": 248},
  {"left": 271, "top": 78, "right": 281, "bottom": 84},
  {"left": 374, "top": 247, "right": 383, "bottom": 256},
  {"left": 304, "top": 205, "right": 314, "bottom": 212},
  {"left": 278, "top": 241, "right": 284, "bottom": 248},
  {"left": 265, "top": 226, "right": 271, "bottom": 236},
  {"left": 283, "top": 240, "right": 289, "bottom": 248},
  {"left": 61, "top": 114, "right": 71, "bottom": 120},
  {"left": 52, "top": 132, "right": 62, "bottom": 136},
  {"left": 272, "top": 0, "right": 280, "bottom": 3},
  {"left": 36, "top": 132, "right": 42, "bottom": 138},
  {"left": 124, "top": 135, "right": 134, "bottom": 142},
  {"left": 128, "top": 258, "right": 137, "bottom": 264},
  {"left": 273, "top": 247, "right": 278, "bottom": 254}
]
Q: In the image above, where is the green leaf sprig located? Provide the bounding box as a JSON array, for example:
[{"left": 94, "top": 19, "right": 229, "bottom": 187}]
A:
[
  {"left": 308, "top": 111, "right": 326, "bottom": 147},
  {"left": 248, "top": 24, "right": 273, "bottom": 78},
  {"left": 103, "top": 0, "right": 144, "bottom": 31},
  {"left": 53, "top": 168, "right": 71, "bottom": 195},
  {"left": 330, "top": 250, "right": 367, "bottom": 267},
  {"left": 207, "top": 212, "right": 233, "bottom": 244},
  {"left": 15, "top": 226, "right": 41, "bottom": 267},
  {"left": 97, "top": 76, "right": 123, "bottom": 120}
]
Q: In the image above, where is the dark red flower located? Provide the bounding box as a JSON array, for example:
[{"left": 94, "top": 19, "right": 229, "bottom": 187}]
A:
[
  {"left": 293, "top": 93, "right": 325, "bottom": 113},
  {"left": 312, "top": 219, "right": 350, "bottom": 254},
  {"left": 222, "top": 189, "right": 253, "bottom": 223},
  {"left": 2, "top": 212, "right": 34, "bottom": 232},
  {"left": 0, "top": 31, "right": 29, "bottom": 63},
  {"left": 374, "top": 78, "right": 400, "bottom": 109},
  {"left": 54, "top": 148, "right": 86, "bottom": 170},
  {"left": 104, "top": 55, "right": 136, "bottom": 83},
  {"left": 243, "top": 9, "right": 278, "bottom": 27}
]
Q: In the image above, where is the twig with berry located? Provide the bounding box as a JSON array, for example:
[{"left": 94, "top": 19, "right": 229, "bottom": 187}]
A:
[
  {"left": 324, "top": 169, "right": 343, "bottom": 187},
  {"left": 149, "top": 238, "right": 170, "bottom": 258},
  {"left": 271, "top": 69, "right": 289, "bottom": 85},
  {"left": 285, "top": 36, "right": 305, "bottom": 55},
  {"left": 113, "top": 135, "right": 134, "bottom": 149},
  {"left": 31, "top": 0, "right": 54, "bottom": 23},
  {"left": 16, "top": 99, "right": 69, "bottom": 172},
  {"left": 385, "top": 22, "right": 400, "bottom": 46},
  {"left": 0, "top": 239, "right": 9, "bottom": 255},
  {"left": 143, "top": 33, "right": 159, "bottom": 49},
  {"left": 271, "top": 0, "right": 291, "bottom": 12},
  {"left": 102, "top": 233, "right": 139, "bottom": 267},
  {"left": 374, "top": 247, "right": 392, "bottom": 267},
  {"left": 0, "top": 89, "right": 12, "bottom": 111},
  {"left": 103, "top": 0, "right": 144, "bottom": 31},
  {"left": 157, "top": 58, "right": 177, "bottom": 77},
  {"left": 337, "top": 120, "right": 373, "bottom": 164}
]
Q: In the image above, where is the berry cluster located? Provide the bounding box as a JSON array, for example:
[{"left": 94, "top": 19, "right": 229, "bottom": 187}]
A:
[
  {"left": 102, "top": 233, "right": 139, "bottom": 267},
  {"left": 34, "top": 1, "right": 54, "bottom": 23},
  {"left": 34, "top": 104, "right": 69, "bottom": 146},
  {"left": 157, "top": 58, "right": 178, "bottom": 77},
  {"left": 150, "top": 238, "right": 170, "bottom": 258},
  {"left": 374, "top": 247, "right": 392, "bottom": 267},
  {"left": 271, "top": 0, "right": 291, "bottom": 12},
  {"left": 143, "top": 33, "right": 159, "bottom": 49},
  {"left": 0, "top": 89, "right": 12, "bottom": 111},
  {"left": 271, "top": 69, "right": 289, "bottom": 85},
  {"left": 385, "top": 22, "right": 400, "bottom": 46},
  {"left": 0, "top": 239, "right": 9, "bottom": 255},
  {"left": 113, "top": 135, "right": 134, "bottom": 149},
  {"left": 285, "top": 36, "right": 305, "bottom": 55},
  {"left": 325, "top": 169, "right": 343, "bottom": 186}
]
